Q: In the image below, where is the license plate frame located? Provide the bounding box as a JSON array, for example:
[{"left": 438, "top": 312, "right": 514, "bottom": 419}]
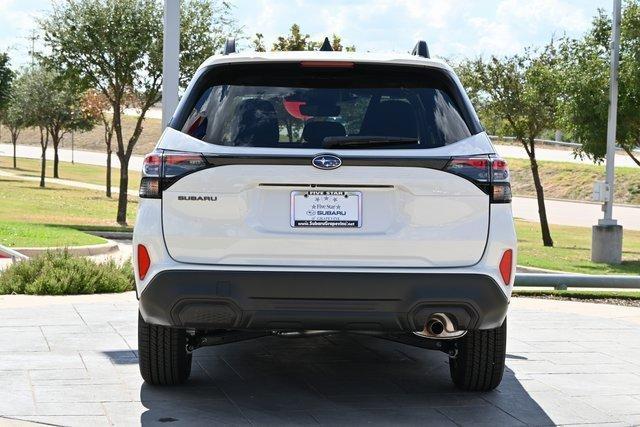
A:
[{"left": 290, "top": 190, "right": 362, "bottom": 228}]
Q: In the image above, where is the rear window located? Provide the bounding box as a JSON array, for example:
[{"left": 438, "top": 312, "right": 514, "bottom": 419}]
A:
[{"left": 176, "top": 63, "right": 477, "bottom": 149}]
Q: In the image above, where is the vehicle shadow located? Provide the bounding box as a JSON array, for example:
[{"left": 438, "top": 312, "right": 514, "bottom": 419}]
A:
[{"left": 135, "top": 333, "right": 553, "bottom": 425}]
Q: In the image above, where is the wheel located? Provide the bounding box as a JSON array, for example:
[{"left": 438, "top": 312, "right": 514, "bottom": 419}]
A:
[
  {"left": 138, "top": 311, "right": 192, "bottom": 385},
  {"left": 449, "top": 318, "right": 507, "bottom": 391}
]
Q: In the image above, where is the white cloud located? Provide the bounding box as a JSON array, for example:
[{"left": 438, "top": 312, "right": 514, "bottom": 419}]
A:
[
  {"left": 496, "top": 0, "right": 590, "bottom": 33},
  {"left": 0, "top": 0, "right": 49, "bottom": 67},
  {"left": 468, "top": 16, "right": 523, "bottom": 56},
  {"left": 401, "top": 0, "right": 466, "bottom": 29}
]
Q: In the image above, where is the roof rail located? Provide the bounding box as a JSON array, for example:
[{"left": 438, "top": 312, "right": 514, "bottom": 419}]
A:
[
  {"left": 411, "top": 40, "right": 430, "bottom": 59},
  {"left": 320, "top": 37, "right": 333, "bottom": 52},
  {"left": 223, "top": 38, "right": 236, "bottom": 55}
]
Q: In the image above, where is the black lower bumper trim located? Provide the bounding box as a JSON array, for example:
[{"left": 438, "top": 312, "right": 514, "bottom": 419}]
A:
[{"left": 139, "top": 270, "right": 509, "bottom": 331}]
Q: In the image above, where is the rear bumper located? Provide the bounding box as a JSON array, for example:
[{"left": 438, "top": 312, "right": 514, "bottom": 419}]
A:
[{"left": 138, "top": 270, "right": 509, "bottom": 332}]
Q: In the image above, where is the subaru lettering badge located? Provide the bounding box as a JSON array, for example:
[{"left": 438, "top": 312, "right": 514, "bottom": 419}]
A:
[{"left": 312, "top": 154, "right": 342, "bottom": 170}]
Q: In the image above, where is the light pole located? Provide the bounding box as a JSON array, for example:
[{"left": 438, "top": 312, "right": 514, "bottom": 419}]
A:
[
  {"left": 592, "top": 0, "right": 623, "bottom": 264},
  {"left": 162, "top": 0, "right": 180, "bottom": 128}
]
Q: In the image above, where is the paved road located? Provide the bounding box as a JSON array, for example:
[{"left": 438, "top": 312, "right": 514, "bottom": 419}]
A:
[
  {"left": 0, "top": 293, "right": 638, "bottom": 426},
  {"left": 494, "top": 144, "right": 638, "bottom": 168},
  {"left": 513, "top": 196, "right": 640, "bottom": 231}
]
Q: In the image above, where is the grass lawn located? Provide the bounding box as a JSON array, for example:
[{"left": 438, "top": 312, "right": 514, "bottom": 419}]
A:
[
  {"left": 515, "top": 220, "right": 640, "bottom": 275},
  {"left": 0, "top": 177, "right": 138, "bottom": 227},
  {"left": 508, "top": 158, "right": 640, "bottom": 205},
  {"left": 0, "top": 156, "right": 141, "bottom": 191},
  {"left": 0, "top": 221, "right": 105, "bottom": 247}
]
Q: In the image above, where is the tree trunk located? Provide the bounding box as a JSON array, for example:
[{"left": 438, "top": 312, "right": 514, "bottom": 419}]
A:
[
  {"left": 529, "top": 156, "right": 553, "bottom": 247},
  {"left": 104, "top": 121, "right": 113, "bottom": 198},
  {"left": 112, "top": 104, "right": 129, "bottom": 225},
  {"left": 106, "top": 148, "right": 112, "bottom": 198},
  {"left": 52, "top": 135, "right": 61, "bottom": 179},
  {"left": 286, "top": 119, "right": 293, "bottom": 142},
  {"left": 622, "top": 144, "right": 640, "bottom": 167},
  {"left": 10, "top": 129, "right": 19, "bottom": 169},
  {"left": 39, "top": 127, "right": 48, "bottom": 188},
  {"left": 116, "top": 155, "right": 129, "bottom": 225},
  {"left": 12, "top": 137, "right": 16, "bottom": 169}
]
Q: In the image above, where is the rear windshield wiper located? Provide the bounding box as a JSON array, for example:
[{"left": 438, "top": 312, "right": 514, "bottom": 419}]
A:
[{"left": 323, "top": 136, "right": 420, "bottom": 149}]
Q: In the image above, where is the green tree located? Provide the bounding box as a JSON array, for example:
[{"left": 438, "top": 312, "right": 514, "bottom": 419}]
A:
[
  {"left": 329, "top": 34, "right": 356, "bottom": 52},
  {"left": 458, "top": 45, "right": 560, "bottom": 247},
  {"left": 46, "top": 74, "right": 96, "bottom": 179},
  {"left": 270, "top": 24, "right": 355, "bottom": 52},
  {"left": 11, "top": 68, "right": 56, "bottom": 187},
  {"left": 0, "top": 52, "right": 13, "bottom": 120},
  {"left": 41, "top": 0, "right": 240, "bottom": 225},
  {"left": 0, "top": 52, "right": 16, "bottom": 167},
  {"left": 560, "top": 3, "right": 640, "bottom": 167},
  {"left": 273, "top": 24, "right": 310, "bottom": 51},
  {"left": 83, "top": 89, "right": 115, "bottom": 197},
  {"left": 252, "top": 33, "right": 266, "bottom": 52},
  {"left": 4, "top": 85, "right": 27, "bottom": 169}
]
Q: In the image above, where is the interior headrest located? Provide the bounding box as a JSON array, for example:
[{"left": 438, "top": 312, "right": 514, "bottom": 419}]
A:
[
  {"left": 360, "top": 100, "right": 418, "bottom": 139},
  {"left": 233, "top": 99, "right": 279, "bottom": 146},
  {"left": 302, "top": 121, "right": 346, "bottom": 145}
]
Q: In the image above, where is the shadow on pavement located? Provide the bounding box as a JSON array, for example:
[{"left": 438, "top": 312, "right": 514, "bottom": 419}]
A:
[{"left": 133, "top": 333, "right": 554, "bottom": 425}]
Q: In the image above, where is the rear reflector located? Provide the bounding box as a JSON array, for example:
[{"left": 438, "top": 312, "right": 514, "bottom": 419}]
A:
[
  {"left": 139, "top": 177, "right": 161, "bottom": 198},
  {"left": 499, "top": 249, "right": 513, "bottom": 286},
  {"left": 492, "top": 183, "right": 512, "bottom": 203},
  {"left": 137, "top": 244, "right": 151, "bottom": 280}
]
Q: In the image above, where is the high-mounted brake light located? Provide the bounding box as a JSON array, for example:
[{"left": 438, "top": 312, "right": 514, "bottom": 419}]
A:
[
  {"left": 300, "top": 61, "right": 354, "bottom": 68},
  {"left": 499, "top": 249, "right": 513, "bottom": 286},
  {"left": 137, "top": 244, "right": 151, "bottom": 280},
  {"left": 139, "top": 151, "right": 208, "bottom": 199},
  {"left": 445, "top": 156, "right": 511, "bottom": 203}
]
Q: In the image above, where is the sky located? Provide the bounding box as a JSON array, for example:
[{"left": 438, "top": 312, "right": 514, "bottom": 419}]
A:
[{"left": 0, "top": 0, "right": 612, "bottom": 68}]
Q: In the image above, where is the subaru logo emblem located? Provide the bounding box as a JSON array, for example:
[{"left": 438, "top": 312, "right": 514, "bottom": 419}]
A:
[{"left": 312, "top": 154, "right": 342, "bottom": 170}]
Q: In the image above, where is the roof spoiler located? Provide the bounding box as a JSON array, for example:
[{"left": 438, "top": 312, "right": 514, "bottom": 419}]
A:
[
  {"left": 223, "top": 38, "right": 236, "bottom": 55},
  {"left": 411, "top": 40, "right": 430, "bottom": 59}
]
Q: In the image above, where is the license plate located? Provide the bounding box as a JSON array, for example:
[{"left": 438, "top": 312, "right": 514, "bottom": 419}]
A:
[{"left": 291, "top": 191, "right": 362, "bottom": 228}]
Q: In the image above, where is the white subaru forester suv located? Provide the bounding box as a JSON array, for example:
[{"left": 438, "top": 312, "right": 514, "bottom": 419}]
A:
[{"left": 133, "top": 40, "right": 516, "bottom": 391}]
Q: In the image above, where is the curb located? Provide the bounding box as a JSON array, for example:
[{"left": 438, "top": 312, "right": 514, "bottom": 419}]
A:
[
  {"left": 12, "top": 239, "right": 119, "bottom": 258},
  {"left": 87, "top": 231, "right": 133, "bottom": 240},
  {"left": 515, "top": 265, "right": 570, "bottom": 274}
]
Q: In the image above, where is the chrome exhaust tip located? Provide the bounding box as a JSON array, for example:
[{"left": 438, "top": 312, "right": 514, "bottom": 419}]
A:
[
  {"left": 415, "top": 313, "right": 466, "bottom": 339},
  {"left": 426, "top": 319, "right": 445, "bottom": 335}
]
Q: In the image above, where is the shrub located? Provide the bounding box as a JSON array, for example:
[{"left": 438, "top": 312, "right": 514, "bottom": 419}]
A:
[{"left": 0, "top": 250, "right": 134, "bottom": 295}]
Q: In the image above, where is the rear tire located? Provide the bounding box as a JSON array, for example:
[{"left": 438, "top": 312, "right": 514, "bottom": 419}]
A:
[
  {"left": 449, "top": 318, "right": 506, "bottom": 391},
  {"left": 138, "top": 311, "right": 192, "bottom": 385}
]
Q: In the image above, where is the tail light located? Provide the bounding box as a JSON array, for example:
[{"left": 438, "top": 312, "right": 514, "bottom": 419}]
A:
[
  {"left": 139, "top": 151, "right": 208, "bottom": 198},
  {"left": 499, "top": 249, "right": 514, "bottom": 286},
  {"left": 445, "top": 156, "right": 511, "bottom": 203}
]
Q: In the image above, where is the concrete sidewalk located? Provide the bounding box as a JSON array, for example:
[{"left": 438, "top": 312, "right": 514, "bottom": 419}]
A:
[{"left": 0, "top": 294, "right": 638, "bottom": 425}]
